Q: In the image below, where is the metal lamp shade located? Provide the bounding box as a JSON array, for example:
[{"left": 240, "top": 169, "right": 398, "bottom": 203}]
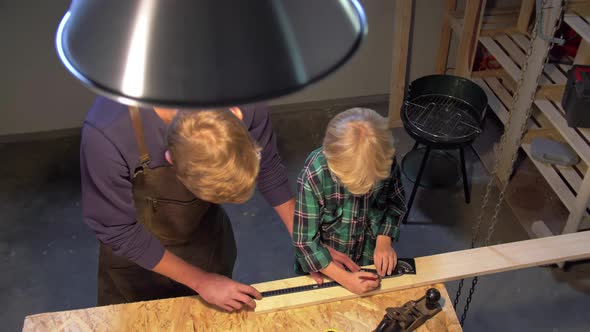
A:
[{"left": 55, "top": 0, "right": 367, "bottom": 108}]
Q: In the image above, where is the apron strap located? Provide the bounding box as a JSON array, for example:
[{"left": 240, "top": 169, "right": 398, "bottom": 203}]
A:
[{"left": 128, "top": 106, "right": 151, "bottom": 165}]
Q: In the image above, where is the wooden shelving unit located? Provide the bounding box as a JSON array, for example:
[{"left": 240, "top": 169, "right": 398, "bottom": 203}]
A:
[{"left": 436, "top": 0, "right": 590, "bottom": 240}]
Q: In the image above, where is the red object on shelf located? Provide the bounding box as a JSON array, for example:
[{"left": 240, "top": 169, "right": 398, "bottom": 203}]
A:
[{"left": 550, "top": 23, "right": 581, "bottom": 58}]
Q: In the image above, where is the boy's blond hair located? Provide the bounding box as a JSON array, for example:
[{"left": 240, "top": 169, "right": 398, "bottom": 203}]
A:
[
  {"left": 323, "top": 108, "right": 395, "bottom": 195},
  {"left": 167, "top": 109, "right": 260, "bottom": 204}
]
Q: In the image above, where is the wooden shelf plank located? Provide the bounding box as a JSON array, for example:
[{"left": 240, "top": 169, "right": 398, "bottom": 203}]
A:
[
  {"left": 474, "top": 78, "right": 509, "bottom": 125},
  {"left": 473, "top": 76, "right": 578, "bottom": 213},
  {"left": 565, "top": 14, "right": 590, "bottom": 45},
  {"left": 510, "top": 33, "right": 565, "bottom": 85},
  {"left": 522, "top": 144, "right": 577, "bottom": 212},
  {"left": 480, "top": 34, "right": 555, "bottom": 85},
  {"left": 484, "top": 77, "right": 514, "bottom": 109},
  {"left": 480, "top": 36, "right": 521, "bottom": 81},
  {"left": 511, "top": 33, "right": 530, "bottom": 51},
  {"left": 555, "top": 164, "right": 583, "bottom": 193},
  {"left": 534, "top": 99, "right": 590, "bottom": 165},
  {"left": 544, "top": 64, "right": 567, "bottom": 84},
  {"left": 496, "top": 34, "right": 525, "bottom": 66}
]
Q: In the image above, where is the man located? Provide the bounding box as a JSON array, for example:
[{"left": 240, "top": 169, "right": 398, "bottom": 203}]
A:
[{"left": 81, "top": 97, "right": 357, "bottom": 312}]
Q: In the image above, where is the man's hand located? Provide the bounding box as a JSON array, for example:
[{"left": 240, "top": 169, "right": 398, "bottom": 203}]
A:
[
  {"left": 341, "top": 271, "right": 381, "bottom": 294},
  {"left": 309, "top": 245, "right": 361, "bottom": 284},
  {"left": 374, "top": 235, "right": 397, "bottom": 276},
  {"left": 194, "top": 273, "right": 262, "bottom": 312}
]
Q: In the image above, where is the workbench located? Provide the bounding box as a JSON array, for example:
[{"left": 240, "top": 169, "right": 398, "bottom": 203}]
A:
[
  {"left": 23, "top": 231, "right": 590, "bottom": 331},
  {"left": 22, "top": 283, "right": 461, "bottom": 332}
]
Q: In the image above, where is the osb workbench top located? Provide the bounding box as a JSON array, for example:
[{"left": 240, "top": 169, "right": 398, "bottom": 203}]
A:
[{"left": 23, "top": 283, "right": 461, "bottom": 331}]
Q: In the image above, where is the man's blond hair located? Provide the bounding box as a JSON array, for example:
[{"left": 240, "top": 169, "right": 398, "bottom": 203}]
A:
[
  {"left": 167, "top": 109, "right": 260, "bottom": 204},
  {"left": 323, "top": 108, "right": 395, "bottom": 195}
]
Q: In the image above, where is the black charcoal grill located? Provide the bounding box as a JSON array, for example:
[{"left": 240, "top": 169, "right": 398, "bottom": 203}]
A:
[{"left": 400, "top": 75, "right": 488, "bottom": 224}]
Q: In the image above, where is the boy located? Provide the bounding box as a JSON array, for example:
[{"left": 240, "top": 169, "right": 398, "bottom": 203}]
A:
[{"left": 293, "top": 108, "right": 407, "bottom": 294}]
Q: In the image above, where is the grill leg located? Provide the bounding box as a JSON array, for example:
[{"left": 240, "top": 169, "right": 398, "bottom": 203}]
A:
[
  {"left": 460, "top": 147, "right": 471, "bottom": 204},
  {"left": 402, "top": 146, "right": 431, "bottom": 224}
]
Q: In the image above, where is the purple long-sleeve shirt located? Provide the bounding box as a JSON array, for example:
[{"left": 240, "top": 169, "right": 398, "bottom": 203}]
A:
[{"left": 80, "top": 97, "right": 292, "bottom": 269}]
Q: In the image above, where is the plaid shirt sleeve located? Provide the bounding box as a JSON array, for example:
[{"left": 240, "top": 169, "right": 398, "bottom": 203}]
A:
[
  {"left": 292, "top": 168, "right": 333, "bottom": 273},
  {"left": 376, "top": 160, "right": 407, "bottom": 241}
]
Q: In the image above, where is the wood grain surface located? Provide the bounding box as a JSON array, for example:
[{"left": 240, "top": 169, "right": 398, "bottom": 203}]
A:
[
  {"left": 23, "top": 284, "right": 461, "bottom": 332},
  {"left": 23, "top": 231, "right": 590, "bottom": 331}
]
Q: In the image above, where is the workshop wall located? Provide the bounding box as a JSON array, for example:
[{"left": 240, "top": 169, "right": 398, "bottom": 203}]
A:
[{"left": 0, "top": 0, "right": 517, "bottom": 136}]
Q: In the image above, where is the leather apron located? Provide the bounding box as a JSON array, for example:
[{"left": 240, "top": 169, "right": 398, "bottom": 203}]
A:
[{"left": 97, "top": 107, "right": 237, "bottom": 305}]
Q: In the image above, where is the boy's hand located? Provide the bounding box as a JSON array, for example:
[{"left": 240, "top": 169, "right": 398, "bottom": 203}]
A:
[
  {"left": 342, "top": 271, "right": 381, "bottom": 294},
  {"left": 374, "top": 235, "right": 397, "bottom": 277},
  {"left": 309, "top": 245, "right": 361, "bottom": 284},
  {"left": 326, "top": 245, "right": 360, "bottom": 272}
]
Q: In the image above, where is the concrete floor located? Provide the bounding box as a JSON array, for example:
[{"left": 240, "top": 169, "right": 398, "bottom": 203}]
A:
[{"left": 1, "top": 103, "right": 589, "bottom": 331}]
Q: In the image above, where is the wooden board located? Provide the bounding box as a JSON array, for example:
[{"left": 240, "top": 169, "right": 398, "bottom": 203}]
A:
[
  {"left": 517, "top": 0, "right": 535, "bottom": 33},
  {"left": 474, "top": 78, "right": 509, "bottom": 124},
  {"left": 254, "top": 231, "right": 590, "bottom": 313},
  {"left": 455, "top": 0, "right": 487, "bottom": 77},
  {"left": 564, "top": 14, "right": 590, "bottom": 45},
  {"left": 436, "top": 0, "right": 457, "bottom": 74},
  {"left": 388, "top": 0, "right": 413, "bottom": 128},
  {"left": 23, "top": 232, "right": 590, "bottom": 331},
  {"left": 480, "top": 36, "right": 521, "bottom": 81},
  {"left": 496, "top": 34, "right": 525, "bottom": 67},
  {"left": 22, "top": 284, "right": 462, "bottom": 332}
]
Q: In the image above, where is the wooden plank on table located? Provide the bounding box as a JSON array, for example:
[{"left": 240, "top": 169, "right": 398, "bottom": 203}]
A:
[
  {"left": 522, "top": 144, "right": 577, "bottom": 212},
  {"left": 252, "top": 232, "right": 590, "bottom": 313},
  {"left": 436, "top": 0, "right": 457, "bottom": 74},
  {"left": 496, "top": 34, "right": 526, "bottom": 66},
  {"left": 565, "top": 14, "right": 590, "bottom": 45},
  {"left": 388, "top": 0, "right": 413, "bottom": 128},
  {"left": 24, "top": 232, "right": 590, "bottom": 330},
  {"left": 534, "top": 99, "right": 590, "bottom": 165},
  {"left": 456, "top": 0, "right": 487, "bottom": 77},
  {"left": 474, "top": 78, "right": 509, "bottom": 125},
  {"left": 480, "top": 36, "right": 521, "bottom": 81},
  {"left": 23, "top": 284, "right": 462, "bottom": 332},
  {"left": 518, "top": 0, "right": 535, "bottom": 33}
]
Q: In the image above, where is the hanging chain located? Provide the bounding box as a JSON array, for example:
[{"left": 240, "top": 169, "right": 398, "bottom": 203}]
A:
[{"left": 453, "top": 0, "right": 566, "bottom": 326}]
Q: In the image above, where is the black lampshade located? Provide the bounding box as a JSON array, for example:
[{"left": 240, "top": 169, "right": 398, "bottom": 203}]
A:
[{"left": 55, "top": 0, "right": 367, "bottom": 108}]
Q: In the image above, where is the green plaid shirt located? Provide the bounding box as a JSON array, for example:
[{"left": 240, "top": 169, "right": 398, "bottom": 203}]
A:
[{"left": 293, "top": 148, "right": 407, "bottom": 273}]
